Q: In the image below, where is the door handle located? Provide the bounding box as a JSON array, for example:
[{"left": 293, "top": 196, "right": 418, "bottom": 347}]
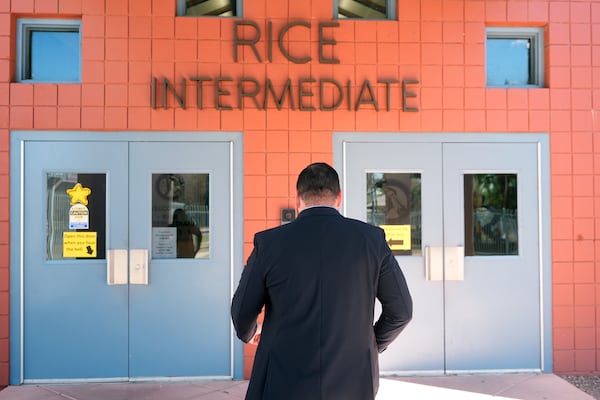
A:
[
  {"left": 445, "top": 246, "right": 464, "bottom": 281},
  {"left": 130, "top": 249, "right": 149, "bottom": 285},
  {"left": 425, "top": 246, "right": 465, "bottom": 281},
  {"left": 425, "top": 246, "right": 443, "bottom": 281},
  {"left": 107, "top": 249, "right": 128, "bottom": 285}
]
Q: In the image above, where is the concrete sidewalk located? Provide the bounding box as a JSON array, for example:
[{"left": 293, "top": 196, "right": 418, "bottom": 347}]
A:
[{"left": 0, "top": 374, "right": 594, "bottom": 400}]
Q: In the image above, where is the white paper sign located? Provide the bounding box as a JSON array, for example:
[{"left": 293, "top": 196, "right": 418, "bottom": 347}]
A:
[
  {"left": 152, "top": 227, "right": 177, "bottom": 258},
  {"left": 69, "top": 203, "right": 89, "bottom": 229}
]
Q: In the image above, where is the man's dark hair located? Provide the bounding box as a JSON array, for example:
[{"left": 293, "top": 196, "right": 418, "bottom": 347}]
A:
[{"left": 297, "top": 162, "right": 340, "bottom": 202}]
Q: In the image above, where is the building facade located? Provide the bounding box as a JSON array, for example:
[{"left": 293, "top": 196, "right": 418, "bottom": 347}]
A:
[{"left": 0, "top": 0, "right": 599, "bottom": 386}]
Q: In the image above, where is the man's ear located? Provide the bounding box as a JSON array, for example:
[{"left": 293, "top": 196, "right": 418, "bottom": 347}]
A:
[
  {"left": 295, "top": 192, "right": 302, "bottom": 211},
  {"left": 335, "top": 191, "right": 342, "bottom": 209}
]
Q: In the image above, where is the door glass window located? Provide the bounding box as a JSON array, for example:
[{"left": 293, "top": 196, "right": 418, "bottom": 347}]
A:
[
  {"left": 366, "top": 173, "right": 421, "bottom": 256},
  {"left": 47, "top": 173, "right": 106, "bottom": 260},
  {"left": 464, "top": 174, "right": 518, "bottom": 256},
  {"left": 152, "top": 173, "right": 209, "bottom": 259}
]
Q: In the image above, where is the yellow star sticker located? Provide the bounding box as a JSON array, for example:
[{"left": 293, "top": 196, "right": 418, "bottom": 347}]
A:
[{"left": 66, "top": 183, "right": 92, "bottom": 206}]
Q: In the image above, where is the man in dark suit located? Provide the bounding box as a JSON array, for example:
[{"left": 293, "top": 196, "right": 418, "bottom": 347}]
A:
[{"left": 231, "top": 162, "right": 413, "bottom": 400}]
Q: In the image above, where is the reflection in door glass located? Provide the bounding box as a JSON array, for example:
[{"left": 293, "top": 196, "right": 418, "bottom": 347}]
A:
[
  {"left": 366, "top": 173, "right": 422, "bottom": 256},
  {"left": 464, "top": 174, "right": 518, "bottom": 256},
  {"left": 47, "top": 173, "right": 106, "bottom": 260},
  {"left": 152, "top": 173, "right": 209, "bottom": 259}
]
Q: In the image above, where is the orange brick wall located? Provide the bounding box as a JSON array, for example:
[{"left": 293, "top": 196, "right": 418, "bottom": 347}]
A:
[{"left": 1, "top": 0, "right": 600, "bottom": 385}]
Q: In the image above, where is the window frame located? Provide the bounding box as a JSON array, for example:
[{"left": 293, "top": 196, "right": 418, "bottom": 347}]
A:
[
  {"left": 485, "top": 27, "right": 545, "bottom": 88},
  {"left": 16, "top": 18, "right": 81, "bottom": 83},
  {"left": 176, "top": 0, "right": 242, "bottom": 17},
  {"left": 334, "top": 0, "right": 396, "bottom": 20}
]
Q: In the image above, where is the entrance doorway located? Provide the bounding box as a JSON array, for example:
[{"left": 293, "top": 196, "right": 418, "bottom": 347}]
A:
[
  {"left": 335, "top": 133, "right": 552, "bottom": 374},
  {"left": 10, "top": 132, "right": 244, "bottom": 383}
]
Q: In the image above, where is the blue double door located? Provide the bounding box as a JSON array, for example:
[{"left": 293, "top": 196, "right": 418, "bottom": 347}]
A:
[
  {"left": 21, "top": 139, "right": 233, "bottom": 381},
  {"left": 340, "top": 136, "right": 551, "bottom": 374}
]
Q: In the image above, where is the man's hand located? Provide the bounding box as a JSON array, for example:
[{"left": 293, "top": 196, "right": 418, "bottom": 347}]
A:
[{"left": 250, "top": 323, "right": 262, "bottom": 345}]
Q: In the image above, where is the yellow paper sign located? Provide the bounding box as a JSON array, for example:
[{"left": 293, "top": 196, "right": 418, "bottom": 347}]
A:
[
  {"left": 380, "top": 224, "right": 411, "bottom": 251},
  {"left": 63, "top": 232, "right": 97, "bottom": 258}
]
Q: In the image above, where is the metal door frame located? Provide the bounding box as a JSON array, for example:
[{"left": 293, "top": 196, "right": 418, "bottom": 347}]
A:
[
  {"left": 10, "top": 131, "right": 245, "bottom": 384},
  {"left": 333, "top": 132, "right": 552, "bottom": 373}
]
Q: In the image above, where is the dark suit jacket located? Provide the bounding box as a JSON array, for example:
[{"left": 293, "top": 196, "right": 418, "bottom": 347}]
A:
[{"left": 231, "top": 207, "right": 412, "bottom": 400}]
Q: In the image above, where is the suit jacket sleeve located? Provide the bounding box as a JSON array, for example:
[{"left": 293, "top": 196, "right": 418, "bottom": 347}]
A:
[
  {"left": 373, "top": 237, "right": 413, "bottom": 353},
  {"left": 231, "top": 236, "right": 266, "bottom": 343}
]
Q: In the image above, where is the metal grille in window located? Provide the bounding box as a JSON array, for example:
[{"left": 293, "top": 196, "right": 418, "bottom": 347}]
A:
[
  {"left": 338, "top": 0, "right": 387, "bottom": 19},
  {"left": 184, "top": 0, "right": 236, "bottom": 16}
]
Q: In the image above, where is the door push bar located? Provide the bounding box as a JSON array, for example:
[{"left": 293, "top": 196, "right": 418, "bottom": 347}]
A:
[
  {"left": 107, "top": 249, "right": 149, "bottom": 285},
  {"left": 425, "top": 246, "right": 464, "bottom": 281}
]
